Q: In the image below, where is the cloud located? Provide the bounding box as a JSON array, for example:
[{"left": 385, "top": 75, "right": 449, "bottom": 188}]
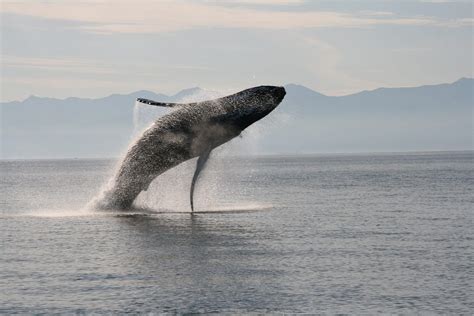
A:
[
  {"left": 1, "top": 0, "right": 466, "bottom": 34},
  {"left": 0, "top": 53, "right": 214, "bottom": 101},
  {"left": 358, "top": 11, "right": 395, "bottom": 17},
  {"left": 2, "top": 55, "right": 119, "bottom": 75},
  {"left": 419, "top": 0, "right": 460, "bottom": 2},
  {"left": 2, "top": 55, "right": 210, "bottom": 75},
  {"left": 204, "top": 0, "right": 306, "bottom": 4},
  {"left": 438, "top": 17, "right": 474, "bottom": 27}
]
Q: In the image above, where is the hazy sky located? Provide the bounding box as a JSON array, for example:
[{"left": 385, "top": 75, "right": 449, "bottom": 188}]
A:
[{"left": 1, "top": 0, "right": 473, "bottom": 102}]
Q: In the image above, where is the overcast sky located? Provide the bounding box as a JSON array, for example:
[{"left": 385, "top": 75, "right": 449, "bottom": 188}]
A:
[{"left": 1, "top": 0, "right": 472, "bottom": 102}]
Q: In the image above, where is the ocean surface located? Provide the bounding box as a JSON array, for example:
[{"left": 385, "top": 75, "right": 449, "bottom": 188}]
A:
[{"left": 1, "top": 151, "right": 472, "bottom": 314}]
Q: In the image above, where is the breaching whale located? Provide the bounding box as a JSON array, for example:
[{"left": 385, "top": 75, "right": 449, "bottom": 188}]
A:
[{"left": 95, "top": 85, "right": 286, "bottom": 211}]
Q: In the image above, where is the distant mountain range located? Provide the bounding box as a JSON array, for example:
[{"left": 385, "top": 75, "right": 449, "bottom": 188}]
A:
[{"left": 1, "top": 78, "right": 472, "bottom": 159}]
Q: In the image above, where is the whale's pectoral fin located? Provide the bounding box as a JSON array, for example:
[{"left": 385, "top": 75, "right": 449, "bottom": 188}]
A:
[
  {"left": 137, "top": 98, "right": 196, "bottom": 108},
  {"left": 190, "top": 148, "right": 212, "bottom": 212}
]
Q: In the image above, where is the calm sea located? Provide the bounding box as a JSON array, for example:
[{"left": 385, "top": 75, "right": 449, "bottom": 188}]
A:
[{"left": 1, "top": 152, "right": 472, "bottom": 314}]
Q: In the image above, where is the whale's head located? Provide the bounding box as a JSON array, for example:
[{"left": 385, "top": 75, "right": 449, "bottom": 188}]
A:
[{"left": 222, "top": 85, "right": 286, "bottom": 131}]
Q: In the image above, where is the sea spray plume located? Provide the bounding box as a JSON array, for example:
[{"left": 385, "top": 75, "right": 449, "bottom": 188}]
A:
[{"left": 92, "top": 86, "right": 286, "bottom": 211}]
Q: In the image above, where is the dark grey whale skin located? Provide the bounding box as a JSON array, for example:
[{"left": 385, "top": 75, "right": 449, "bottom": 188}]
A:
[{"left": 96, "top": 86, "right": 286, "bottom": 210}]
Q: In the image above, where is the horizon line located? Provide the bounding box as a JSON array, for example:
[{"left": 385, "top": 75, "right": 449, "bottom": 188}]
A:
[{"left": 1, "top": 149, "right": 472, "bottom": 161}]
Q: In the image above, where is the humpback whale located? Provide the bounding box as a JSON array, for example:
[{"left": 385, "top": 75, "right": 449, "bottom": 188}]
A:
[{"left": 95, "top": 86, "right": 286, "bottom": 211}]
